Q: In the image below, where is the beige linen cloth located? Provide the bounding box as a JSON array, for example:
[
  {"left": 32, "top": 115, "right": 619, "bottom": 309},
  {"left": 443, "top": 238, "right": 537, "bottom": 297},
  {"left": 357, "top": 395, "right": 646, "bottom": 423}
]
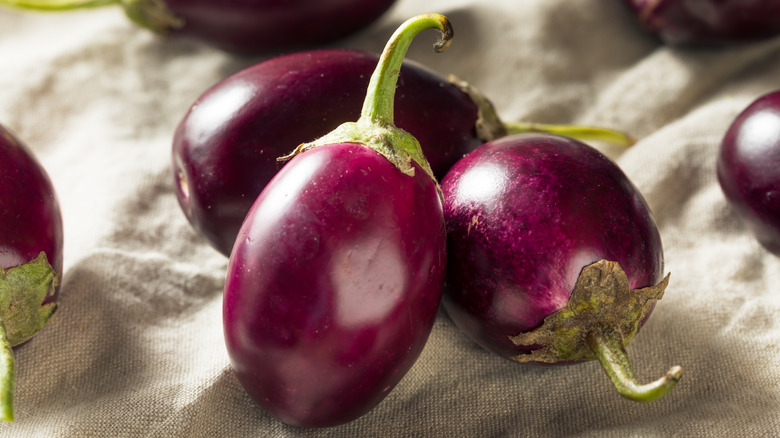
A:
[{"left": 1, "top": 0, "right": 780, "bottom": 436}]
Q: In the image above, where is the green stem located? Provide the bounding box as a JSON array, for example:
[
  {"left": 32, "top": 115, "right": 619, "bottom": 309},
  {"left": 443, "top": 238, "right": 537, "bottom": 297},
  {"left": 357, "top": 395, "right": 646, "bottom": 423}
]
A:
[
  {"left": 587, "top": 329, "right": 682, "bottom": 402},
  {"left": 0, "top": 323, "right": 15, "bottom": 422},
  {"left": 360, "top": 13, "right": 453, "bottom": 127},
  {"left": 0, "top": 0, "right": 116, "bottom": 11},
  {"left": 446, "top": 75, "right": 635, "bottom": 148},
  {"left": 504, "top": 121, "right": 636, "bottom": 147},
  {"left": 286, "top": 13, "right": 453, "bottom": 187}
]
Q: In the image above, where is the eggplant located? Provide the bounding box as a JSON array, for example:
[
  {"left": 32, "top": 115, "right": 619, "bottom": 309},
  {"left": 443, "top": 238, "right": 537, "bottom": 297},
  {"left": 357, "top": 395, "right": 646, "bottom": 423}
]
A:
[
  {"left": 222, "top": 14, "right": 449, "bottom": 427},
  {"left": 621, "top": 0, "right": 780, "bottom": 45},
  {"left": 717, "top": 90, "right": 780, "bottom": 256},
  {"left": 0, "top": 124, "right": 63, "bottom": 421},
  {"left": 172, "top": 51, "right": 634, "bottom": 257},
  {"left": 0, "top": 0, "right": 397, "bottom": 54},
  {"left": 441, "top": 133, "right": 681, "bottom": 402}
]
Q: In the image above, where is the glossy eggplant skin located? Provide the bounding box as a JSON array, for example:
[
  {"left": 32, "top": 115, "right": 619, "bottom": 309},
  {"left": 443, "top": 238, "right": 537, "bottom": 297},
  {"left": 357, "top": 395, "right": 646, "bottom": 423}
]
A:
[
  {"left": 163, "top": 0, "right": 397, "bottom": 54},
  {"left": 173, "top": 49, "right": 480, "bottom": 257},
  {"left": 440, "top": 134, "right": 663, "bottom": 359},
  {"left": 223, "top": 143, "right": 445, "bottom": 427},
  {"left": 717, "top": 91, "right": 780, "bottom": 256},
  {"left": 0, "top": 125, "right": 63, "bottom": 299},
  {"left": 621, "top": 0, "right": 780, "bottom": 45}
]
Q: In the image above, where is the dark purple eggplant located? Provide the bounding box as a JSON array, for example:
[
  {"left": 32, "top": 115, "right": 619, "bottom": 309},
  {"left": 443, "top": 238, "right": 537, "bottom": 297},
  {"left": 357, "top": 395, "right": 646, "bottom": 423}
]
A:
[
  {"left": 222, "top": 14, "right": 449, "bottom": 427},
  {"left": 1, "top": 0, "right": 396, "bottom": 54},
  {"left": 621, "top": 0, "right": 780, "bottom": 45},
  {"left": 441, "top": 133, "right": 681, "bottom": 402},
  {"left": 0, "top": 124, "right": 63, "bottom": 421},
  {"left": 172, "top": 52, "right": 634, "bottom": 258},
  {"left": 717, "top": 90, "right": 780, "bottom": 255}
]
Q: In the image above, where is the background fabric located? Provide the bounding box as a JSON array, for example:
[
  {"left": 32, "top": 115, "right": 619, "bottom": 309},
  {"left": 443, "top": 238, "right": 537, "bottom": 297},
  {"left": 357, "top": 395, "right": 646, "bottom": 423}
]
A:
[{"left": 2, "top": 0, "right": 780, "bottom": 436}]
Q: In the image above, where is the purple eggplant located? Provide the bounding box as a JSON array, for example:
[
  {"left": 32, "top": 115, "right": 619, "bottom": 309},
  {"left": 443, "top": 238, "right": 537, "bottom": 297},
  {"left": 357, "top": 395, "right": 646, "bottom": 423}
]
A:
[
  {"left": 621, "top": 0, "right": 780, "bottom": 45},
  {"left": 441, "top": 133, "right": 681, "bottom": 402},
  {"left": 0, "top": 124, "right": 63, "bottom": 421},
  {"left": 1, "top": 0, "right": 396, "bottom": 54},
  {"left": 172, "top": 53, "right": 634, "bottom": 258},
  {"left": 222, "top": 14, "right": 449, "bottom": 427},
  {"left": 717, "top": 90, "right": 780, "bottom": 256}
]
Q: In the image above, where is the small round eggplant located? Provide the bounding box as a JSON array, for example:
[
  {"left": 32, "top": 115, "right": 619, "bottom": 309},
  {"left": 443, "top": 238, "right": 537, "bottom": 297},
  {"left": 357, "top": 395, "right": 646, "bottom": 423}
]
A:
[
  {"left": 621, "top": 0, "right": 780, "bottom": 45},
  {"left": 0, "top": 124, "right": 63, "bottom": 422},
  {"left": 1, "top": 0, "right": 396, "bottom": 54},
  {"left": 441, "top": 133, "right": 681, "bottom": 402},
  {"left": 223, "top": 14, "right": 449, "bottom": 427},
  {"left": 717, "top": 90, "right": 780, "bottom": 256},
  {"left": 172, "top": 52, "right": 634, "bottom": 258}
]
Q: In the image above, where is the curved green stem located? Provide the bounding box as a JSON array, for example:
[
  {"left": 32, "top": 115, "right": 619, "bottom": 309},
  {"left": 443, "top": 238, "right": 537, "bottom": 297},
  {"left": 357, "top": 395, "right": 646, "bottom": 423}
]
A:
[
  {"left": 361, "top": 13, "right": 453, "bottom": 127},
  {"left": 0, "top": 323, "right": 15, "bottom": 422},
  {"left": 0, "top": 0, "right": 116, "bottom": 11},
  {"left": 288, "top": 13, "right": 453, "bottom": 188},
  {"left": 504, "top": 121, "right": 636, "bottom": 147},
  {"left": 587, "top": 329, "right": 682, "bottom": 402}
]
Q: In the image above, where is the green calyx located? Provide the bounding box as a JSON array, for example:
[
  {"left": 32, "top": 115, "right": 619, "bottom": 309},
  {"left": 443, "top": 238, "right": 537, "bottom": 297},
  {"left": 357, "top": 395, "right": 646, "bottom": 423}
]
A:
[
  {"left": 509, "top": 260, "right": 681, "bottom": 402},
  {"left": 279, "top": 13, "right": 453, "bottom": 190},
  {"left": 119, "top": 0, "right": 183, "bottom": 34},
  {"left": 281, "top": 118, "right": 431, "bottom": 180},
  {"left": 446, "top": 75, "right": 508, "bottom": 142},
  {"left": 0, "top": 252, "right": 59, "bottom": 422},
  {"left": 0, "top": 252, "right": 58, "bottom": 346}
]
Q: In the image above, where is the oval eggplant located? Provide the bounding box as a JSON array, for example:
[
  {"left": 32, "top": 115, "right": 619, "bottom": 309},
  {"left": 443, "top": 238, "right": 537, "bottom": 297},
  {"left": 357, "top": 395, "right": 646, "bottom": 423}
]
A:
[
  {"left": 717, "top": 90, "right": 780, "bottom": 256},
  {"left": 0, "top": 0, "right": 396, "bottom": 54},
  {"left": 0, "top": 124, "right": 63, "bottom": 421},
  {"left": 222, "top": 14, "right": 450, "bottom": 426},
  {"left": 621, "top": 0, "right": 780, "bottom": 45},
  {"left": 0, "top": 127, "right": 63, "bottom": 280},
  {"left": 441, "top": 133, "right": 681, "bottom": 402},
  {"left": 172, "top": 49, "right": 482, "bottom": 257},
  {"left": 224, "top": 144, "right": 445, "bottom": 427}
]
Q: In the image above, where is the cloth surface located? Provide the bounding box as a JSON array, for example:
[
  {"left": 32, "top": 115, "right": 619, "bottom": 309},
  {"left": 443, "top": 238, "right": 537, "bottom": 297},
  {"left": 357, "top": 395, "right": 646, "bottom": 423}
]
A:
[{"left": 2, "top": 0, "right": 780, "bottom": 436}]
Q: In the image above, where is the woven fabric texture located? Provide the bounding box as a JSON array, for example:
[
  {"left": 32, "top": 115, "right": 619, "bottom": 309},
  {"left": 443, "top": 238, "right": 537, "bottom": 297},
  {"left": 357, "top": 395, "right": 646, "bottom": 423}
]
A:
[{"left": 1, "top": 0, "right": 780, "bottom": 436}]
